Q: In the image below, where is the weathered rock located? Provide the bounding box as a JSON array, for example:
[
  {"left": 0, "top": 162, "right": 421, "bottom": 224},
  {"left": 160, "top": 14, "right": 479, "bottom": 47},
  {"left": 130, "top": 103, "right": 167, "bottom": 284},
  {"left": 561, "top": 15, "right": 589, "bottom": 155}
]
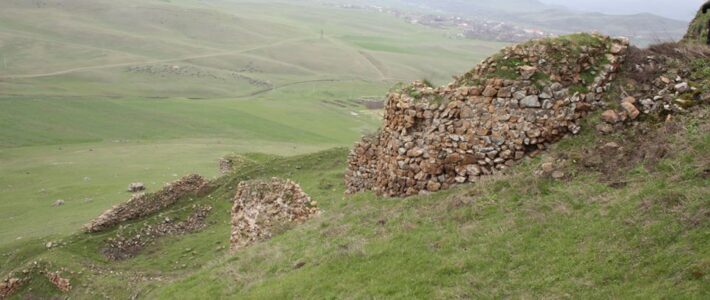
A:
[
  {"left": 596, "top": 123, "right": 615, "bottom": 134},
  {"left": 52, "top": 199, "right": 65, "bottom": 207},
  {"left": 219, "top": 157, "right": 235, "bottom": 175},
  {"left": 674, "top": 82, "right": 690, "bottom": 93},
  {"left": 552, "top": 171, "right": 565, "bottom": 180},
  {"left": 519, "top": 65, "right": 537, "bottom": 80},
  {"left": 84, "top": 174, "right": 211, "bottom": 233},
  {"left": 621, "top": 96, "right": 636, "bottom": 104},
  {"left": 427, "top": 180, "right": 442, "bottom": 192},
  {"left": 621, "top": 102, "right": 640, "bottom": 120},
  {"left": 482, "top": 86, "right": 498, "bottom": 97},
  {"left": 231, "top": 178, "right": 319, "bottom": 251},
  {"left": 520, "top": 95, "right": 541, "bottom": 108},
  {"left": 0, "top": 277, "right": 23, "bottom": 299},
  {"left": 127, "top": 182, "right": 145, "bottom": 193},
  {"left": 541, "top": 162, "right": 555, "bottom": 174},
  {"left": 601, "top": 110, "right": 620, "bottom": 124},
  {"left": 46, "top": 271, "right": 71, "bottom": 293}
]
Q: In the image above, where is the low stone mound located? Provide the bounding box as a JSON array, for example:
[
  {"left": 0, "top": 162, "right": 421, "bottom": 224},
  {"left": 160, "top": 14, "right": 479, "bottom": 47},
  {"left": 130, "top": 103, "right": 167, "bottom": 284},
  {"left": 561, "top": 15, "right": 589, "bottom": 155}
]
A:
[
  {"left": 84, "top": 174, "right": 211, "bottom": 233},
  {"left": 345, "top": 33, "right": 629, "bottom": 197},
  {"left": 231, "top": 178, "right": 319, "bottom": 251},
  {"left": 219, "top": 157, "right": 235, "bottom": 175},
  {"left": 45, "top": 271, "right": 71, "bottom": 293},
  {"left": 102, "top": 205, "right": 212, "bottom": 261},
  {"left": 0, "top": 277, "right": 23, "bottom": 299}
]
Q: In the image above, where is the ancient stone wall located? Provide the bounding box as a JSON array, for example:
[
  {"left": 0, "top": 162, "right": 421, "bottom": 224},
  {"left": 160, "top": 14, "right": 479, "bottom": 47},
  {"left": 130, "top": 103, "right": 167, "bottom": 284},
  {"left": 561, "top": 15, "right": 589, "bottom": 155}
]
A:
[
  {"left": 230, "top": 178, "right": 319, "bottom": 251},
  {"left": 345, "top": 34, "right": 629, "bottom": 197},
  {"left": 84, "top": 174, "right": 212, "bottom": 233}
]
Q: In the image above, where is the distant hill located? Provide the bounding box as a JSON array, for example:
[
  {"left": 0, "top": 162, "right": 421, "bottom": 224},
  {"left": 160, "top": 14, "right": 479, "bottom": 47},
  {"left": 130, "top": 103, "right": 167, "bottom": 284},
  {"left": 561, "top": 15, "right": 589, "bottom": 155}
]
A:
[{"left": 345, "top": 0, "right": 688, "bottom": 45}]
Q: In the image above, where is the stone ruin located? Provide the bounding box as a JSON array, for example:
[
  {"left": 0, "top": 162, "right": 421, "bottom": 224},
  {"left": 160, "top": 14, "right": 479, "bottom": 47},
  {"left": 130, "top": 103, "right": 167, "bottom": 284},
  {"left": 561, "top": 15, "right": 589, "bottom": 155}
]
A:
[
  {"left": 0, "top": 264, "right": 73, "bottom": 299},
  {"left": 219, "top": 157, "right": 235, "bottom": 175},
  {"left": 45, "top": 271, "right": 71, "bottom": 293},
  {"left": 102, "top": 205, "right": 213, "bottom": 261},
  {"left": 230, "top": 177, "right": 319, "bottom": 251},
  {"left": 84, "top": 174, "right": 211, "bottom": 233},
  {"left": 0, "top": 277, "right": 22, "bottom": 299},
  {"left": 345, "top": 33, "right": 630, "bottom": 197}
]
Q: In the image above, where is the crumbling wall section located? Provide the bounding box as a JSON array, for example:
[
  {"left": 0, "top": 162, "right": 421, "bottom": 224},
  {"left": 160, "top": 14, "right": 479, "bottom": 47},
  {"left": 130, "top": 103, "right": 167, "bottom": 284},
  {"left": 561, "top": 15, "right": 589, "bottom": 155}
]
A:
[
  {"left": 346, "top": 34, "right": 629, "bottom": 197},
  {"left": 230, "top": 178, "right": 319, "bottom": 251},
  {"left": 84, "top": 174, "right": 211, "bottom": 233}
]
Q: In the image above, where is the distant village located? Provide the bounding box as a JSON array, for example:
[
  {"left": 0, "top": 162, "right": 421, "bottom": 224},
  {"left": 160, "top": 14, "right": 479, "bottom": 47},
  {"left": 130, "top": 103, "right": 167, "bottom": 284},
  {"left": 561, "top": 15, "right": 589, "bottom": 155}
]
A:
[{"left": 336, "top": 4, "right": 554, "bottom": 43}]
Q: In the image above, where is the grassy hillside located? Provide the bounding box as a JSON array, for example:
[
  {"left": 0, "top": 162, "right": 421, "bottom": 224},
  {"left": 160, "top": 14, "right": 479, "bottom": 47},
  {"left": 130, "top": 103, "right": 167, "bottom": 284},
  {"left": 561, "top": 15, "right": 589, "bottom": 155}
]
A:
[
  {"left": 0, "top": 0, "right": 504, "bottom": 244},
  {"left": 1, "top": 105, "right": 707, "bottom": 299}
]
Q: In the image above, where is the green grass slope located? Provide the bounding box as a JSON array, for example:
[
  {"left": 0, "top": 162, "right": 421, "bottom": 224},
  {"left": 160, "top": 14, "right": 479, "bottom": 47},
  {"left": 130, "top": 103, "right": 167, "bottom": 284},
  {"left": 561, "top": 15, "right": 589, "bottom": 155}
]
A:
[
  {"left": 0, "top": 0, "right": 505, "bottom": 244},
  {"left": 2, "top": 104, "right": 708, "bottom": 299},
  {"left": 684, "top": 7, "right": 710, "bottom": 44}
]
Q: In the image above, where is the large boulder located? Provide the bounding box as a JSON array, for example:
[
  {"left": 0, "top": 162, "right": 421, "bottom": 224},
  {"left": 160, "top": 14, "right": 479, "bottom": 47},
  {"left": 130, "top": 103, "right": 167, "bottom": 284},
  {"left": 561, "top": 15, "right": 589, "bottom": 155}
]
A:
[{"left": 230, "top": 178, "right": 319, "bottom": 251}]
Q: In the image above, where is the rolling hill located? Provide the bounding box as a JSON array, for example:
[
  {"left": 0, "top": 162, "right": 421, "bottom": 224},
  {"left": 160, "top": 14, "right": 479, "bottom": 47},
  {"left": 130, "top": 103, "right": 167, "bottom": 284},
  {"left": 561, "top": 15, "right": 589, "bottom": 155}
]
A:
[
  {"left": 341, "top": 0, "right": 689, "bottom": 45},
  {"left": 0, "top": 0, "right": 505, "bottom": 245}
]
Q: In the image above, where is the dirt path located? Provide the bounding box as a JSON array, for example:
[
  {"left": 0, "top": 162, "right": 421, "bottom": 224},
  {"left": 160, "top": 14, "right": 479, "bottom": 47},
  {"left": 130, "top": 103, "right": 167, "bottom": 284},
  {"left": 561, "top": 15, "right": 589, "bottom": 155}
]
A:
[{"left": 0, "top": 37, "right": 311, "bottom": 80}]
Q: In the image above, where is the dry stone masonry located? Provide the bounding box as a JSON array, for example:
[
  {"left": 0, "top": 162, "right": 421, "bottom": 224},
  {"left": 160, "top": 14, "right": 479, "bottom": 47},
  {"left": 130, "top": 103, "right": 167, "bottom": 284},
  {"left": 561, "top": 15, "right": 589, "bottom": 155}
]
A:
[
  {"left": 345, "top": 33, "right": 629, "bottom": 197},
  {"left": 84, "top": 174, "right": 211, "bottom": 233},
  {"left": 230, "top": 178, "right": 319, "bottom": 251}
]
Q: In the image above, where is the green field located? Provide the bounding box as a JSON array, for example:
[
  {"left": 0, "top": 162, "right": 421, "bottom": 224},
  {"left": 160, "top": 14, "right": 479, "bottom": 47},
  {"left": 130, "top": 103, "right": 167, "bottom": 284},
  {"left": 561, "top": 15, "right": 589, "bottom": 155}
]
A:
[{"left": 0, "top": 0, "right": 503, "bottom": 245}]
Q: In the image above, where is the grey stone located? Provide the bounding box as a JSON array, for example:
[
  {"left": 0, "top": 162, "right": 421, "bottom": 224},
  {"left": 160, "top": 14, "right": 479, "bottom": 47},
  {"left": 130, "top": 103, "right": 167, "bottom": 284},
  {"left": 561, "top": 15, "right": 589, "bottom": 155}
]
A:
[{"left": 520, "top": 95, "right": 541, "bottom": 108}]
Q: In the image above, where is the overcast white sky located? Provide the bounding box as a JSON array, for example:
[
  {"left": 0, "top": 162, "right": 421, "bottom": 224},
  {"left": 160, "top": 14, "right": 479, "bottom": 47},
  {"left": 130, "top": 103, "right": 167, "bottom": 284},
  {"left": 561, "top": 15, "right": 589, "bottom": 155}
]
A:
[{"left": 540, "top": 0, "right": 706, "bottom": 21}]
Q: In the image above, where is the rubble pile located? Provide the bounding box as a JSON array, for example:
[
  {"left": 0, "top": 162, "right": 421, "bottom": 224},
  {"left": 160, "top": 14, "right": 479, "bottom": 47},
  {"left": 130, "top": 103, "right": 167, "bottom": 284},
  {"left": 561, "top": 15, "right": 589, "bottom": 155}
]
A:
[
  {"left": 102, "top": 205, "right": 213, "bottom": 261},
  {"left": 84, "top": 174, "right": 211, "bottom": 233},
  {"left": 45, "top": 271, "right": 71, "bottom": 293},
  {"left": 0, "top": 277, "right": 22, "bottom": 299},
  {"left": 231, "top": 178, "right": 319, "bottom": 251},
  {"left": 219, "top": 157, "right": 235, "bottom": 175},
  {"left": 345, "top": 34, "right": 630, "bottom": 197},
  {"left": 596, "top": 45, "right": 710, "bottom": 133}
]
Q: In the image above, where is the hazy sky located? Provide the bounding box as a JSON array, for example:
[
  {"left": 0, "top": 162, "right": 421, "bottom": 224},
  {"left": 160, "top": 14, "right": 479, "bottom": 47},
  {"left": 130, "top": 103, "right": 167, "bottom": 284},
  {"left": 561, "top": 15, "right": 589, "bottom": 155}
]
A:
[{"left": 540, "top": 0, "right": 706, "bottom": 21}]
